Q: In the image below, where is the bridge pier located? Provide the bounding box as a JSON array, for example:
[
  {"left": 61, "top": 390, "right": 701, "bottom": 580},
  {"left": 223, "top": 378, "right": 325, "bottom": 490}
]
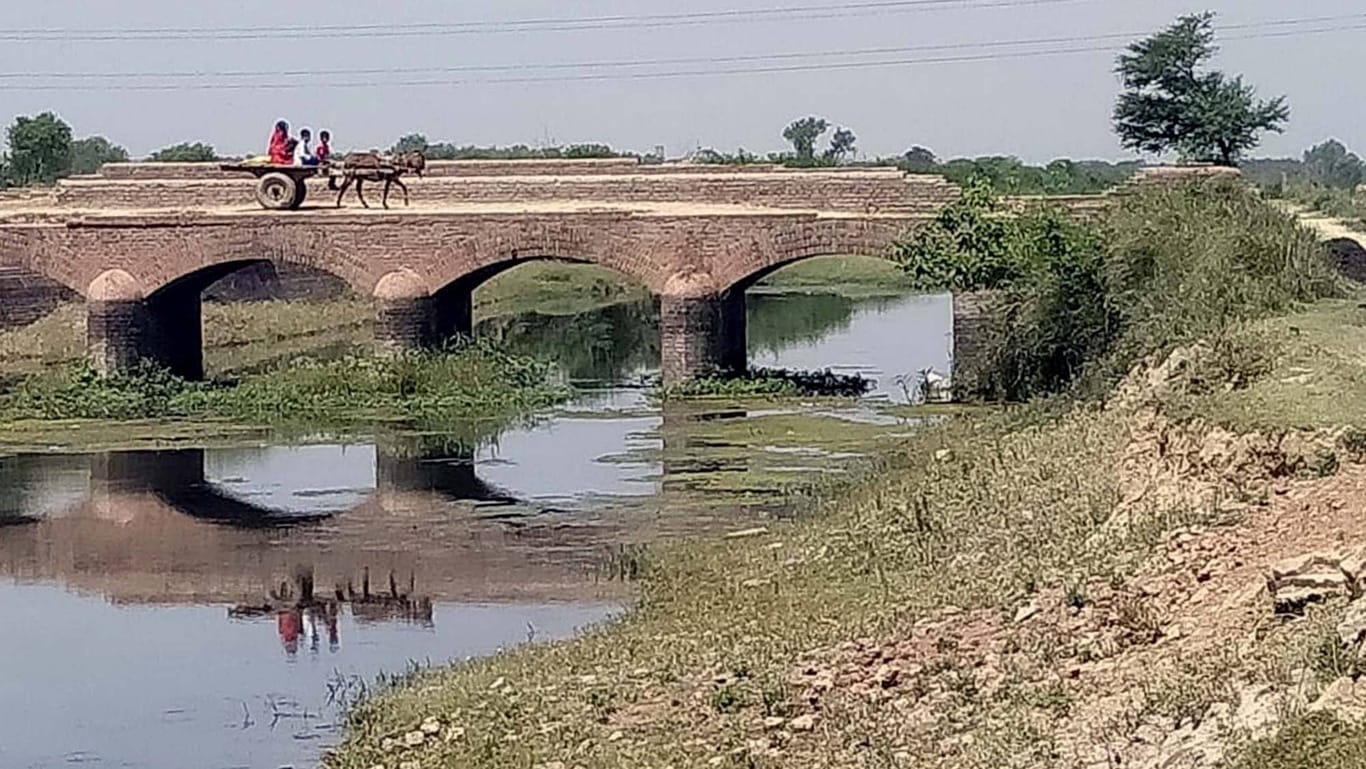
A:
[
  {"left": 373, "top": 269, "right": 472, "bottom": 353},
  {"left": 87, "top": 270, "right": 204, "bottom": 379},
  {"left": 659, "top": 291, "right": 746, "bottom": 385}
]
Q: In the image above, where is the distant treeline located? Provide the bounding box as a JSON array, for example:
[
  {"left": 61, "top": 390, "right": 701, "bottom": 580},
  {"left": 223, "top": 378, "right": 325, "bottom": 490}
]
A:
[{"left": 3, "top": 111, "right": 1362, "bottom": 201}]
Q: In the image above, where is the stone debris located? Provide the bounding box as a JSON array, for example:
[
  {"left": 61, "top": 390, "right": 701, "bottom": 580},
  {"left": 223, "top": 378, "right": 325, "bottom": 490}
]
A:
[
  {"left": 1339, "top": 599, "right": 1366, "bottom": 647},
  {"left": 402, "top": 730, "right": 426, "bottom": 748},
  {"left": 420, "top": 716, "right": 442, "bottom": 734},
  {"left": 1267, "top": 549, "right": 1366, "bottom": 613},
  {"left": 789, "top": 714, "right": 817, "bottom": 732},
  {"left": 1309, "top": 677, "right": 1366, "bottom": 724},
  {"left": 1013, "top": 600, "right": 1041, "bottom": 624}
]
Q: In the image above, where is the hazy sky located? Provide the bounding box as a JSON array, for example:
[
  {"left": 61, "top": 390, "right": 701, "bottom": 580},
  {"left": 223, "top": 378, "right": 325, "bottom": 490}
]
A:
[{"left": 0, "top": 0, "right": 1360, "bottom": 162}]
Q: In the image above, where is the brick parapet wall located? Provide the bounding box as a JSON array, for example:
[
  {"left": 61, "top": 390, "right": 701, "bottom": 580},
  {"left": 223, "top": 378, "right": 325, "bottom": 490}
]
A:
[
  {"left": 54, "top": 172, "right": 959, "bottom": 215},
  {"left": 97, "top": 160, "right": 914, "bottom": 180}
]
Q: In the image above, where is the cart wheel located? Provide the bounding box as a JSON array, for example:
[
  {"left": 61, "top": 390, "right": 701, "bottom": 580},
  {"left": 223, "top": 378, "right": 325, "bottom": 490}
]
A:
[
  {"left": 255, "top": 173, "right": 298, "bottom": 210},
  {"left": 290, "top": 178, "right": 308, "bottom": 209}
]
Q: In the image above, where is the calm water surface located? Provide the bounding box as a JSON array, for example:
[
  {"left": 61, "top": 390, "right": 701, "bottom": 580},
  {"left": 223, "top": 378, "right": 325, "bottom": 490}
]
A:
[{"left": 0, "top": 291, "right": 950, "bottom": 769}]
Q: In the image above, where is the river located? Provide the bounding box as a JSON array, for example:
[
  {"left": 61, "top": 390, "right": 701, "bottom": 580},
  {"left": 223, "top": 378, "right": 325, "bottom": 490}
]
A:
[{"left": 0, "top": 290, "right": 951, "bottom": 769}]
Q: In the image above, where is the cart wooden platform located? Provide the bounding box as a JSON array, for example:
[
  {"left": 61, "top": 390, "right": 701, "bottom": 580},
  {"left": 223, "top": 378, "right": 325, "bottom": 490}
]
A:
[{"left": 219, "top": 164, "right": 326, "bottom": 210}]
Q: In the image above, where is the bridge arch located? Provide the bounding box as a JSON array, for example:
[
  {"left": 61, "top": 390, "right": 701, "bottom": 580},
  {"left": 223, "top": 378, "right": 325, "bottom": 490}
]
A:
[
  {"left": 651, "top": 219, "right": 910, "bottom": 383},
  {"left": 714, "top": 218, "right": 907, "bottom": 295},
  {"left": 374, "top": 220, "right": 658, "bottom": 353},
  {"left": 86, "top": 252, "right": 359, "bottom": 379}
]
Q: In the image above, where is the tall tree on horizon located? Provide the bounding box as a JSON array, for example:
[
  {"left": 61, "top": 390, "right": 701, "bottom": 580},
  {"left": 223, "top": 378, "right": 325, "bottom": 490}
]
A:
[
  {"left": 782, "top": 117, "right": 829, "bottom": 161},
  {"left": 826, "top": 127, "right": 858, "bottom": 163},
  {"left": 5, "top": 112, "right": 73, "bottom": 185},
  {"left": 1113, "top": 13, "right": 1288, "bottom": 166},
  {"left": 392, "top": 133, "right": 430, "bottom": 155},
  {"left": 1303, "top": 139, "right": 1365, "bottom": 189}
]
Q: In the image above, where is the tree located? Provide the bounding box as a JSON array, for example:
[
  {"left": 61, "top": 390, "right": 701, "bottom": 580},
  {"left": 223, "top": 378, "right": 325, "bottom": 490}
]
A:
[
  {"left": 148, "top": 142, "right": 217, "bottom": 162},
  {"left": 70, "top": 136, "right": 129, "bottom": 175},
  {"left": 901, "top": 146, "right": 938, "bottom": 172},
  {"left": 826, "top": 127, "right": 857, "bottom": 163},
  {"left": 1303, "top": 139, "right": 1365, "bottom": 189},
  {"left": 1113, "top": 13, "right": 1288, "bottom": 166},
  {"left": 782, "top": 117, "right": 829, "bottom": 161},
  {"left": 392, "top": 133, "right": 429, "bottom": 154},
  {"left": 5, "top": 112, "right": 73, "bottom": 185}
]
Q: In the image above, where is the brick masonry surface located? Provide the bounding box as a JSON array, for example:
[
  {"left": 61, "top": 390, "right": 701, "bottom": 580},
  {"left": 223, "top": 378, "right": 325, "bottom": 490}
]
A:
[
  {"left": 54, "top": 172, "right": 959, "bottom": 215},
  {"left": 1, "top": 211, "right": 917, "bottom": 300},
  {"left": 0, "top": 265, "right": 76, "bottom": 329}
]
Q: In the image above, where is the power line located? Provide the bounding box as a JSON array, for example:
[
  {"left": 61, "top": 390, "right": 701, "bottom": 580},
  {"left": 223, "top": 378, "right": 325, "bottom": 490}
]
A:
[
  {"left": 2, "top": 12, "right": 1361, "bottom": 81},
  {"left": 0, "top": 0, "right": 1087, "bottom": 41},
  {"left": 0, "top": 23, "right": 1356, "bottom": 93},
  {"left": 0, "top": 14, "right": 1359, "bottom": 92}
]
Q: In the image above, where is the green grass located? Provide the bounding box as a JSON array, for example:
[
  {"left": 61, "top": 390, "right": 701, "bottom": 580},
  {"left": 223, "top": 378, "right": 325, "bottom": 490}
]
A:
[
  {"left": 473, "top": 260, "right": 652, "bottom": 319},
  {"left": 1231, "top": 714, "right": 1366, "bottom": 769},
  {"left": 1281, "top": 183, "right": 1366, "bottom": 232},
  {"left": 0, "top": 340, "right": 568, "bottom": 430},
  {"left": 754, "top": 255, "right": 913, "bottom": 296},
  {"left": 1167, "top": 300, "right": 1366, "bottom": 432}
]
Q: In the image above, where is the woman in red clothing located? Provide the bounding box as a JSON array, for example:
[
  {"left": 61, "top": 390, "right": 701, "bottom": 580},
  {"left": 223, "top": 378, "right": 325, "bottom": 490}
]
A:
[{"left": 268, "top": 120, "right": 292, "bottom": 165}]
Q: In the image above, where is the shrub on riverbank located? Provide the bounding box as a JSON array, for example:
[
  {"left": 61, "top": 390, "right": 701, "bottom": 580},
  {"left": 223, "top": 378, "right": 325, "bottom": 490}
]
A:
[
  {"left": 900, "top": 178, "right": 1342, "bottom": 400},
  {"left": 0, "top": 340, "right": 567, "bottom": 425}
]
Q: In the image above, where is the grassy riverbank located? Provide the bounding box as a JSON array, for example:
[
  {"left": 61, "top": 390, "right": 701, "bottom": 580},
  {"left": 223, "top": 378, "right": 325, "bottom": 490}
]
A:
[{"left": 327, "top": 182, "right": 1366, "bottom": 768}]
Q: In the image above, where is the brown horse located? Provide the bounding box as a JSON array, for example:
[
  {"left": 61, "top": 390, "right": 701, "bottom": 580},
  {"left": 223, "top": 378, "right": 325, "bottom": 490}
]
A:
[{"left": 333, "top": 150, "right": 426, "bottom": 209}]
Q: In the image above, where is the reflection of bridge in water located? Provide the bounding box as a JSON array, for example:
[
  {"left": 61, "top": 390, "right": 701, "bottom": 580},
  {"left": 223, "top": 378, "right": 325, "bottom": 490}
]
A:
[{"left": 0, "top": 438, "right": 639, "bottom": 612}]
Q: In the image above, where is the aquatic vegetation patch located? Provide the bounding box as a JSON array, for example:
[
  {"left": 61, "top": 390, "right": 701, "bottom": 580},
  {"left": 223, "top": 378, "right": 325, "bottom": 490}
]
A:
[
  {"left": 660, "top": 367, "right": 872, "bottom": 400},
  {"left": 0, "top": 339, "right": 568, "bottom": 427}
]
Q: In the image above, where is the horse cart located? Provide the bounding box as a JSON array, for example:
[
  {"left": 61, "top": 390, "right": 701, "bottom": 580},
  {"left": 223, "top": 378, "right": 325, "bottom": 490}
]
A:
[
  {"left": 221, "top": 152, "right": 424, "bottom": 211},
  {"left": 219, "top": 164, "right": 325, "bottom": 210}
]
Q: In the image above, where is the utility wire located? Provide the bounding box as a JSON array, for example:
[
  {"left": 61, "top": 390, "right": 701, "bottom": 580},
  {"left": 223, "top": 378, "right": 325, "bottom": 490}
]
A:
[
  {"left": 0, "top": 19, "right": 1355, "bottom": 91},
  {"left": 2, "top": 12, "right": 1361, "bottom": 81},
  {"left": 0, "top": 0, "right": 1088, "bottom": 41}
]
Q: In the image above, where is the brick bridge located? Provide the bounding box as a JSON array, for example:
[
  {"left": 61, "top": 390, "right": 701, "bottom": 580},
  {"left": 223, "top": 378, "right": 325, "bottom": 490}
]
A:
[{"left": 0, "top": 158, "right": 971, "bottom": 383}]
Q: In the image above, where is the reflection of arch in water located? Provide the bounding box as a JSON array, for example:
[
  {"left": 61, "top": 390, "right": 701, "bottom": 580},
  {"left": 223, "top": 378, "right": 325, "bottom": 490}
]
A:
[
  {"left": 0, "top": 444, "right": 627, "bottom": 609},
  {"left": 101, "top": 440, "right": 526, "bottom": 523},
  {"left": 92, "top": 450, "right": 332, "bottom": 528},
  {"left": 373, "top": 431, "right": 519, "bottom": 506}
]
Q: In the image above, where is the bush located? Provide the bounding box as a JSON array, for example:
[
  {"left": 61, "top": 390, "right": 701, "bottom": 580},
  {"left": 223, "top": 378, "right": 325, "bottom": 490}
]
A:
[
  {"left": 923, "top": 178, "right": 1341, "bottom": 401},
  {"left": 891, "top": 179, "right": 1036, "bottom": 292},
  {"left": 1098, "top": 179, "right": 1339, "bottom": 378}
]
